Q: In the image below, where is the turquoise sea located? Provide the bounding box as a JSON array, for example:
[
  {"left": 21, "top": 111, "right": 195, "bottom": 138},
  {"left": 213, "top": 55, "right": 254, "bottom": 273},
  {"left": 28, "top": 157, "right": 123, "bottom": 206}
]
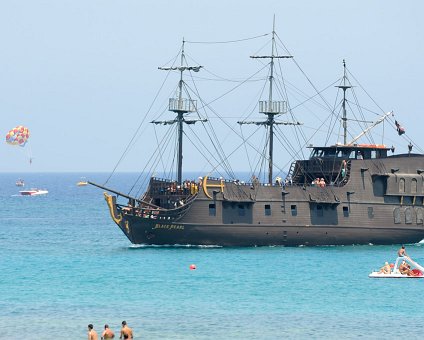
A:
[{"left": 0, "top": 173, "right": 423, "bottom": 339}]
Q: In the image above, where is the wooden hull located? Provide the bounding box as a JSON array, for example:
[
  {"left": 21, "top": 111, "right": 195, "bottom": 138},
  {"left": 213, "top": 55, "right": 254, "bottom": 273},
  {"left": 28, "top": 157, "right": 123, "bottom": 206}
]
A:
[
  {"left": 115, "top": 217, "right": 424, "bottom": 246},
  {"left": 102, "top": 154, "right": 424, "bottom": 246}
]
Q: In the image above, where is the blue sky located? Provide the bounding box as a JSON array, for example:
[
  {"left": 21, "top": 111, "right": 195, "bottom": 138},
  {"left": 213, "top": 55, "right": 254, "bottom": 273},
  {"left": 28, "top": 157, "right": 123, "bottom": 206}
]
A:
[{"left": 1, "top": 1, "right": 423, "bottom": 173}]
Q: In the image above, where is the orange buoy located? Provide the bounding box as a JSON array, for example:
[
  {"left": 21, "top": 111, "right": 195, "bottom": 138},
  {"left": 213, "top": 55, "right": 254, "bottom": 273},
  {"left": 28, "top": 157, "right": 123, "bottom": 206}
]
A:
[{"left": 189, "top": 264, "right": 196, "bottom": 270}]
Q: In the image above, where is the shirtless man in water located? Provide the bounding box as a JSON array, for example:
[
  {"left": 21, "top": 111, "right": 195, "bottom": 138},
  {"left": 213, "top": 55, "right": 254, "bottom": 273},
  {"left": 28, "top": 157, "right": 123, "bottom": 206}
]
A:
[
  {"left": 88, "top": 324, "right": 98, "bottom": 340},
  {"left": 101, "top": 324, "right": 115, "bottom": 339},
  {"left": 120, "top": 321, "right": 133, "bottom": 339}
]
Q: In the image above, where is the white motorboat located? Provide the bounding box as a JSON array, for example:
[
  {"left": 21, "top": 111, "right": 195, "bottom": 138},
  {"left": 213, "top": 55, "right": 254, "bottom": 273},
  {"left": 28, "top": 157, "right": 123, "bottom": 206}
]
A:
[
  {"left": 19, "top": 189, "right": 49, "bottom": 196},
  {"left": 369, "top": 256, "right": 424, "bottom": 278}
]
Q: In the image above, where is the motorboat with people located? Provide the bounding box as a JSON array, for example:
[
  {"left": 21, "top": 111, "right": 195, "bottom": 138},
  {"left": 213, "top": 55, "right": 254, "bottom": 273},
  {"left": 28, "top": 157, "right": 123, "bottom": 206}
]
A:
[
  {"left": 15, "top": 179, "right": 25, "bottom": 187},
  {"left": 19, "top": 189, "right": 49, "bottom": 196},
  {"left": 369, "top": 256, "right": 424, "bottom": 278}
]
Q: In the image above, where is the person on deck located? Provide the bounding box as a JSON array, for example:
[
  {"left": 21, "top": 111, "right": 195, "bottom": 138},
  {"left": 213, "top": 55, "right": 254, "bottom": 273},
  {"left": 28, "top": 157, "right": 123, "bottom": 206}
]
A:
[
  {"left": 120, "top": 321, "right": 133, "bottom": 340},
  {"left": 378, "top": 262, "right": 391, "bottom": 274},
  {"left": 397, "top": 245, "right": 408, "bottom": 258},
  {"left": 399, "top": 260, "right": 415, "bottom": 276}
]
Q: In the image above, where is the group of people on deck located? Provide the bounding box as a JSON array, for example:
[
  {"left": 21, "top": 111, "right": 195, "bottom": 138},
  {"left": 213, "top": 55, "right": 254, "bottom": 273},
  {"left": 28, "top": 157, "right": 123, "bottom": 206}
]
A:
[
  {"left": 311, "top": 178, "right": 326, "bottom": 188},
  {"left": 88, "top": 321, "right": 133, "bottom": 340},
  {"left": 378, "top": 245, "right": 421, "bottom": 276}
]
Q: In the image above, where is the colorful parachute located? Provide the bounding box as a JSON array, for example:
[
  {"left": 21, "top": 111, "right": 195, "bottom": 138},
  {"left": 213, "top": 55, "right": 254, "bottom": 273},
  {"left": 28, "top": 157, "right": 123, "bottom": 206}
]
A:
[{"left": 6, "top": 125, "right": 30, "bottom": 147}]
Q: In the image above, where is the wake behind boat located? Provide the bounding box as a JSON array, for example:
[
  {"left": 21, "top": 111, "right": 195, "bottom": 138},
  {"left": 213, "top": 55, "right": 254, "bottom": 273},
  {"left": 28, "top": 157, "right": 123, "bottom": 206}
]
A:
[
  {"left": 19, "top": 189, "right": 48, "bottom": 196},
  {"left": 90, "top": 21, "right": 424, "bottom": 247}
]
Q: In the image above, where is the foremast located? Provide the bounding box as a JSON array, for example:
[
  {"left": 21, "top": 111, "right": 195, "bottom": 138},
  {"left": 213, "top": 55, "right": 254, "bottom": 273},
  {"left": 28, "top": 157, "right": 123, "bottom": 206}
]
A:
[
  {"left": 154, "top": 39, "right": 207, "bottom": 184},
  {"left": 238, "top": 19, "right": 301, "bottom": 184}
]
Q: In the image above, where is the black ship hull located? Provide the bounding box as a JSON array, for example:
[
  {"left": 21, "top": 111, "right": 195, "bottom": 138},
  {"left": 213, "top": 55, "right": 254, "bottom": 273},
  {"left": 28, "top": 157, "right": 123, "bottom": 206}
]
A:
[
  {"left": 102, "top": 153, "right": 424, "bottom": 246},
  {"left": 116, "top": 219, "right": 424, "bottom": 247}
]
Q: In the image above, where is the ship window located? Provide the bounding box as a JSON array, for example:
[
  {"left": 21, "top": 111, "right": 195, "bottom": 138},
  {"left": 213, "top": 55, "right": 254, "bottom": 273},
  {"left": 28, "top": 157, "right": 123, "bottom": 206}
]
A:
[
  {"left": 265, "top": 204, "right": 271, "bottom": 216},
  {"left": 371, "top": 150, "right": 377, "bottom": 159},
  {"left": 343, "top": 206, "right": 349, "bottom": 217},
  {"left": 238, "top": 205, "right": 245, "bottom": 216},
  {"left": 393, "top": 207, "right": 401, "bottom": 224},
  {"left": 209, "top": 204, "right": 216, "bottom": 216},
  {"left": 291, "top": 205, "right": 297, "bottom": 216},
  {"left": 316, "top": 205, "right": 323, "bottom": 217},
  {"left": 399, "top": 178, "right": 405, "bottom": 193},
  {"left": 368, "top": 207, "right": 374, "bottom": 219},
  {"left": 411, "top": 178, "right": 417, "bottom": 193},
  {"left": 405, "top": 207, "right": 413, "bottom": 224},
  {"left": 417, "top": 208, "right": 424, "bottom": 225}
]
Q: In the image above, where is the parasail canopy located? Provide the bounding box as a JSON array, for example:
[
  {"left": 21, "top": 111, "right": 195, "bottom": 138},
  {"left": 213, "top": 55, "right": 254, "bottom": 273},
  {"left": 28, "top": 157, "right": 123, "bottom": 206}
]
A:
[{"left": 6, "top": 125, "right": 30, "bottom": 147}]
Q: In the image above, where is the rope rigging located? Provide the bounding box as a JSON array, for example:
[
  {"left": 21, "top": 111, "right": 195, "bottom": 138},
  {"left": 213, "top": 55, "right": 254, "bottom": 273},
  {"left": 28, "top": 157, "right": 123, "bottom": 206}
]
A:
[{"left": 103, "top": 26, "right": 422, "bottom": 197}]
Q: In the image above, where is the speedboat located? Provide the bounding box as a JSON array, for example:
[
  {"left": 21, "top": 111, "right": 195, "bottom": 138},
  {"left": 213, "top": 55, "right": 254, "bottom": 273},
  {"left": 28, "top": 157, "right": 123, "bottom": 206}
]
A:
[
  {"left": 15, "top": 179, "right": 25, "bottom": 187},
  {"left": 369, "top": 256, "right": 424, "bottom": 278},
  {"left": 77, "top": 177, "right": 88, "bottom": 186},
  {"left": 19, "top": 189, "right": 49, "bottom": 196}
]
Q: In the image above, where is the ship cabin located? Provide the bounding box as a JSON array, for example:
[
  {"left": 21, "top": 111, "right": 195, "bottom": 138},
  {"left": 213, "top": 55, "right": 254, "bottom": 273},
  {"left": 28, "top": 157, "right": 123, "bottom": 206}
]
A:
[{"left": 289, "top": 144, "right": 390, "bottom": 187}]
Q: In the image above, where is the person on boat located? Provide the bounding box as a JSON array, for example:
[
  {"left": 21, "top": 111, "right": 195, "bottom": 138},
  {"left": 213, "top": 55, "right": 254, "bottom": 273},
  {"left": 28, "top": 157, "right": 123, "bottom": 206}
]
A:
[
  {"left": 275, "top": 177, "right": 282, "bottom": 186},
  {"left": 341, "top": 160, "right": 347, "bottom": 178},
  {"left": 319, "top": 178, "right": 326, "bottom": 188},
  {"left": 101, "top": 324, "right": 115, "bottom": 339},
  {"left": 399, "top": 260, "right": 416, "bottom": 276},
  {"left": 88, "top": 324, "right": 98, "bottom": 340},
  {"left": 397, "top": 245, "right": 408, "bottom": 258},
  {"left": 378, "top": 262, "right": 391, "bottom": 274},
  {"left": 119, "top": 321, "right": 133, "bottom": 339}
]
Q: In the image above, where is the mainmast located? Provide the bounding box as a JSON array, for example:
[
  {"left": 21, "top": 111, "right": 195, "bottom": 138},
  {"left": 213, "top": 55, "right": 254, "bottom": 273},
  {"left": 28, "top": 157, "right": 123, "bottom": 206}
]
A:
[
  {"left": 336, "top": 60, "right": 352, "bottom": 145},
  {"left": 238, "top": 18, "right": 300, "bottom": 185},
  {"left": 153, "top": 39, "right": 206, "bottom": 184}
]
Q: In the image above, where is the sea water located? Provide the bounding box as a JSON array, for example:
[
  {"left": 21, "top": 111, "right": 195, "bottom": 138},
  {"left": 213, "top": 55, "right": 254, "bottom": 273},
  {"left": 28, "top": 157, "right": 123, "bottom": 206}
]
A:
[{"left": 0, "top": 172, "right": 423, "bottom": 339}]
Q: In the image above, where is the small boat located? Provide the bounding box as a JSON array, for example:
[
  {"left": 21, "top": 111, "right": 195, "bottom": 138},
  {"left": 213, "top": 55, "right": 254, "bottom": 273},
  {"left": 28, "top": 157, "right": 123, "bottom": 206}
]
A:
[
  {"left": 15, "top": 179, "right": 25, "bottom": 187},
  {"left": 19, "top": 189, "right": 49, "bottom": 196},
  {"left": 369, "top": 257, "right": 424, "bottom": 278},
  {"left": 77, "top": 178, "right": 88, "bottom": 186}
]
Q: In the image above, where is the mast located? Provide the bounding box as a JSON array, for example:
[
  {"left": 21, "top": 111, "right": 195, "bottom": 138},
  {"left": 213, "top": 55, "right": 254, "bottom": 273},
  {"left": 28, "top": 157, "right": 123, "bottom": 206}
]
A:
[
  {"left": 239, "top": 18, "right": 300, "bottom": 185},
  {"left": 336, "top": 60, "right": 352, "bottom": 145},
  {"left": 153, "top": 39, "right": 207, "bottom": 184}
]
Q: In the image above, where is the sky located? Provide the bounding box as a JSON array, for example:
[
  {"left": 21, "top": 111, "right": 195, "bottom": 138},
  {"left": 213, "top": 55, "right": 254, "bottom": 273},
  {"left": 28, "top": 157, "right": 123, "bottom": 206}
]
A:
[{"left": 1, "top": 1, "right": 423, "bottom": 174}]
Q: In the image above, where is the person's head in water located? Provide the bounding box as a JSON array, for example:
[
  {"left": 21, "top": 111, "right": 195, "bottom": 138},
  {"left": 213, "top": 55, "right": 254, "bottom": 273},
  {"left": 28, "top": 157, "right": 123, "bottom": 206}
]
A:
[
  {"left": 122, "top": 321, "right": 127, "bottom": 326},
  {"left": 402, "top": 245, "right": 405, "bottom": 249},
  {"left": 88, "top": 324, "right": 93, "bottom": 330},
  {"left": 104, "top": 324, "right": 109, "bottom": 329}
]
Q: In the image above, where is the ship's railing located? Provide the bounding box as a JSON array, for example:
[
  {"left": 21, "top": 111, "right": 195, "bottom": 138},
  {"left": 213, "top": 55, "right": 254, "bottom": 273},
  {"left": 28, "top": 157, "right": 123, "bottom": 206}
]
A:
[
  {"left": 118, "top": 193, "right": 197, "bottom": 221},
  {"left": 169, "top": 98, "right": 197, "bottom": 113},
  {"left": 259, "top": 100, "right": 287, "bottom": 114}
]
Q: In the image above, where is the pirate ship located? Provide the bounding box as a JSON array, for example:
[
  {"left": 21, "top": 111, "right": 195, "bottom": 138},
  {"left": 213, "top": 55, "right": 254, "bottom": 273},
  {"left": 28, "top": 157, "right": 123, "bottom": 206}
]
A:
[{"left": 90, "top": 23, "right": 424, "bottom": 246}]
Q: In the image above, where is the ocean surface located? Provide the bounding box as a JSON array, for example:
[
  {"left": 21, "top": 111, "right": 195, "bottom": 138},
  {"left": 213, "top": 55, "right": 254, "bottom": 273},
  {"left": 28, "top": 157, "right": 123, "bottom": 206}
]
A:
[{"left": 0, "top": 172, "right": 423, "bottom": 339}]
